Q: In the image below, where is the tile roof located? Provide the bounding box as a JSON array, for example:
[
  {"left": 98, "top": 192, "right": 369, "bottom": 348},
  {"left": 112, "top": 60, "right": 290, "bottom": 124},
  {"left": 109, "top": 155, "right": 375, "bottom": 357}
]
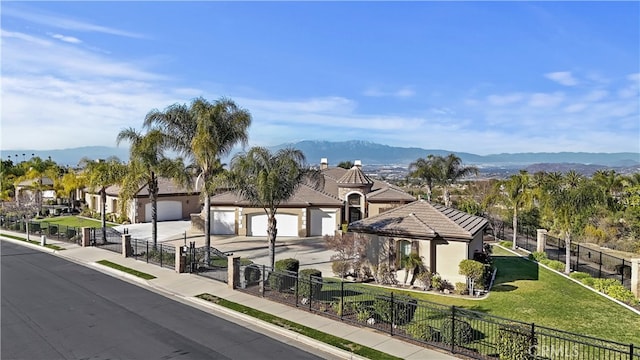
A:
[
  {"left": 337, "top": 166, "right": 374, "bottom": 186},
  {"left": 367, "top": 186, "right": 416, "bottom": 202},
  {"left": 348, "top": 199, "right": 488, "bottom": 241},
  {"left": 104, "top": 178, "right": 201, "bottom": 197},
  {"left": 209, "top": 183, "right": 343, "bottom": 207}
]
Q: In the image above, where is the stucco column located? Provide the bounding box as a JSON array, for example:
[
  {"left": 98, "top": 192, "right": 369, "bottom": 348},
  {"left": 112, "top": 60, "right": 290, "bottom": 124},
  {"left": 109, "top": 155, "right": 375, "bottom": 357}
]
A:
[
  {"left": 228, "top": 256, "right": 240, "bottom": 289},
  {"left": 631, "top": 259, "right": 640, "bottom": 299},
  {"left": 536, "top": 229, "right": 547, "bottom": 253},
  {"left": 175, "top": 245, "right": 186, "bottom": 273},
  {"left": 122, "top": 234, "right": 132, "bottom": 257},
  {"left": 81, "top": 227, "right": 92, "bottom": 247}
]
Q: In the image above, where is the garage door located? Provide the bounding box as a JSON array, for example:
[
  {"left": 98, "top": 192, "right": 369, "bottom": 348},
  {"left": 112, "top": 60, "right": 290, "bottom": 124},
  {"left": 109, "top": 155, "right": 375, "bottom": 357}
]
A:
[
  {"left": 211, "top": 210, "right": 235, "bottom": 235},
  {"left": 248, "top": 213, "right": 298, "bottom": 237},
  {"left": 310, "top": 209, "right": 337, "bottom": 236},
  {"left": 145, "top": 201, "right": 183, "bottom": 222}
]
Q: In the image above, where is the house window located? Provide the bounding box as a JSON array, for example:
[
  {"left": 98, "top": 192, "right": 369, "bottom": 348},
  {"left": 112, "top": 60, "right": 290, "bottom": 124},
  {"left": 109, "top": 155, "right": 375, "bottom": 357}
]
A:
[{"left": 397, "top": 240, "right": 412, "bottom": 268}]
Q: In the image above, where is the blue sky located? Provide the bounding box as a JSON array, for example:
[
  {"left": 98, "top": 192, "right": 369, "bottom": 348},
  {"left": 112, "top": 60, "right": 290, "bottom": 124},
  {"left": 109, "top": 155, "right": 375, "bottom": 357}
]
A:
[{"left": 1, "top": 1, "right": 639, "bottom": 155}]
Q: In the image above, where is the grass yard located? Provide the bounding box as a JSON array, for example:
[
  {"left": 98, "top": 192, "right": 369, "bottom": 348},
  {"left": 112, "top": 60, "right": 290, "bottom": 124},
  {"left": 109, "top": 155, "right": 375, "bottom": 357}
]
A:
[
  {"left": 36, "top": 216, "right": 113, "bottom": 228},
  {"left": 329, "top": 246, "right": 640, "bottom": 345}
]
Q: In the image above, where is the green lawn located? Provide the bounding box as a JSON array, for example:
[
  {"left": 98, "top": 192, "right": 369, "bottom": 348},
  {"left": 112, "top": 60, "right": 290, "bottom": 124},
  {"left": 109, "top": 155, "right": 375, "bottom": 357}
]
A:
[
  {"left": 35, "top": 216, "right": 113, "bottom": 228},
  {"left": 330, "top": 246, "right": 640, "bottom": 345}
]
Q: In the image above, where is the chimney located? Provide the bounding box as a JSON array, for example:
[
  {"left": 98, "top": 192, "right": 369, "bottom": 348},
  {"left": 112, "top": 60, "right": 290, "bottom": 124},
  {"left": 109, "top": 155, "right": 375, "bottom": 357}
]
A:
[
  {"left": 321, "top": 158, "right": 328, "bottom": 170},
  {"left": 354, "top": 160, "right": 362, "bottom": 169}
]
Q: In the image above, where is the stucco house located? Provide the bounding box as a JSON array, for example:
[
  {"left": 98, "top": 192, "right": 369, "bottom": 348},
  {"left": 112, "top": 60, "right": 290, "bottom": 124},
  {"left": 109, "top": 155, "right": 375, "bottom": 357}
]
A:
[
  {"left": 84, "top": 178, "right": 201, "bottom": 224},
  {"left": 348, "top": 199, "right": 489, "bottom": 285},
  {"left": 204, "top": 158, "right": 416, "bottom": 237},
  {"left": 15, "top": 177, "right": 56, "bottom": 206}
]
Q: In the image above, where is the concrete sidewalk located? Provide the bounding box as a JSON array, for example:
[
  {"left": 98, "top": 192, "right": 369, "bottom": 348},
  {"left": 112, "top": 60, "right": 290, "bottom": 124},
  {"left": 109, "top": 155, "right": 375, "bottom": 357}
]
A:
[{"left": 0, "top": 233, "right": 459, "bottom": 360}]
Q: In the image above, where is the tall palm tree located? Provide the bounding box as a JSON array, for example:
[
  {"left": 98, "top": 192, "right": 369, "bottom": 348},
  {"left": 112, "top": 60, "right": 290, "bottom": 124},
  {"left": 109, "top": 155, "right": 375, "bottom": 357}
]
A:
[
  {"left": 117, "top": 128, "right": 191, "bottom": 248},
  {"left": 499, "top": 171, "right": 533, "bottom": 250},
  {"left": 144, "top": 97, "right": 251, "bottom": 262},
  {"left": 593, "top": 169, "right": 624, "bottom": 210},
  {"left": 436, "top": 154, "right": 478, "bottom": 207},
  {"left": 227, "top": 147, "right": 324, "bottom": 269},
  {"left": 547, "top": 173, "right": 604, "bottom": 273},
  {"left": 81, "top": 157, "right": 127, "bottom": 243},
  {"left": 408, "top": 155, "right": 439, "bottom": 201}
]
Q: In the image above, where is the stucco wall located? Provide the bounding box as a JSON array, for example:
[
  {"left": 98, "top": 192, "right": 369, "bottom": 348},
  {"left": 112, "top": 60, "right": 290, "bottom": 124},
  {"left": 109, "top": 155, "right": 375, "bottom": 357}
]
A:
[
  {"left": 133, "top": 194, "right": 201, "bottom": 223},
  {"left": 434, "top": 240, "right": 469, "bottom": 285},
  {"left": 367, "top": 202, "right": 406, "bottom": 217}
]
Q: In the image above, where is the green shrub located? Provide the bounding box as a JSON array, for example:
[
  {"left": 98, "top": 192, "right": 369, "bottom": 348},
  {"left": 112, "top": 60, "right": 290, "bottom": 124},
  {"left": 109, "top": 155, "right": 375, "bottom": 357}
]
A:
[
  {"left": 268, "top": 258, "right": 299, "bottom": 291},
  {"left": 49, "top": 225, "right": 58, "bottom": 235},
  {"left": 593, "top": 278, "right": 619, "bottom": 292},
  {"left": 372, "top": 296, "right": 417, "bottom": 325},
  {"left": 528, "top": 251, "right": 548, "bottom": 262},
  {"left": 581, "top": 277, "right": 595, "bottom": 287},
  {"left": 405, "top": 322, "right": 440, "bottom": 342},
  {"left": 569, "top": 272, "right": 591, "bottom": 281},
  {"left": 298, "top": 269, "right": 322, "bottom": 299},
  {"left": 244, "top": 264, "right": 262, "bottom": 285},
  {"left": 497, "top": 322, "right": 536, "bottom": 360},
  {"left": 592, "top": 278, "right": 640, "bottom": 306},
  {"left": 441, "top": 318, "right": 474, "bottom": 345},
  {"left": 332, "top": 259, "right": 350, "bottom": 278},
  {"left": 455, "top": 282, "right": 468, "bottom": 295},
  {"left": 540, "top": 259, "right": 565, "bottom": 272}
]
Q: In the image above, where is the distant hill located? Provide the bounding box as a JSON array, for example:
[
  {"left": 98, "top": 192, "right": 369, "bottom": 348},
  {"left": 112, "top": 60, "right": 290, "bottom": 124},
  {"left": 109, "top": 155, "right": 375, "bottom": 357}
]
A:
[
  {"left": 268, "top": 140, "right": 639, "bottom": 168},
  {"left": 4, "top": 141, "right": 638, "bottom": 169}
]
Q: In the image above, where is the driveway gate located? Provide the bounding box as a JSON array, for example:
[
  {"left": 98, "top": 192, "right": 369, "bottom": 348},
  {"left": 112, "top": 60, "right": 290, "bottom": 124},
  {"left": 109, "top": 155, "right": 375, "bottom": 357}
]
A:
[
  {"left": 91, "top": 227, "right": 122, "bottom": 253},
  {"left": 186, "top": 242, "right": 231, "bottom": 283}
]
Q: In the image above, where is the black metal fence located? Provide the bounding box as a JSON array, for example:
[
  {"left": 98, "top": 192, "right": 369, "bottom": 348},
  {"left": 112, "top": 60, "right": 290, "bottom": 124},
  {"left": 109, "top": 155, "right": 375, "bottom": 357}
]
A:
[
  {"left": 0, "top": 217, "right": 82, "bottom": 245},
  {"left": 91, "top": 227, "right": 122, "bottom": 253},
  {"left": 239, "top": 266, "right": 639, "bottom": 360},
  {"left": 184, "top": 243, "right": 230, "bottom": 283},
  {"left": 130, "top": 238, "right": 176, "bottom": 270},
  {"left": 494, "top": 218, "right": 633, "bottom": 290}
]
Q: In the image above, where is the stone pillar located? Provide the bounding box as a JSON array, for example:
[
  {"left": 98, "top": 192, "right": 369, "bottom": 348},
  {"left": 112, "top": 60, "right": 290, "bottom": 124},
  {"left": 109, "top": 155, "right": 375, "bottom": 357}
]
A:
[
  {"left": 81, "top": 227, "right": 92, "bottom": 247},
  {"left": 536, "top": 229, "right": 547, "bottom": 253},
  {"left": 631, "top": 259, "right": 640, "bottom": 299},
  {"left": 122, "top": 234, "right": 132, "bottom": 257},
  {"left": 175, "top": 245, "right": 186, "bottom": 273},
  {"left": 228, "top": 255, "right": 240, "bottom": 289}
]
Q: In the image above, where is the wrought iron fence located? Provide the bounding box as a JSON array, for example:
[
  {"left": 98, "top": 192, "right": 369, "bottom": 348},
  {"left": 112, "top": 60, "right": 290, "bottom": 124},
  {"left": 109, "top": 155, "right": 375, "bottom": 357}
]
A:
[
  {"left": 0, "top": 218, "right": 82, "bottom": 245},
  {"left": 238, "top": 267, "right": 639, "bottom": 359},
  {"left": 130, "top": 238, "right": 175, "bottom": 270}
]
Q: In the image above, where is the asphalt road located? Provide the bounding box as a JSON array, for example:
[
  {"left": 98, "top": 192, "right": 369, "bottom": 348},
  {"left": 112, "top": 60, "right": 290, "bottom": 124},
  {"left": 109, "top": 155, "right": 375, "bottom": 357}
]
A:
[{"left": 1, "top": 241, "right": 326, "bottom": 360}]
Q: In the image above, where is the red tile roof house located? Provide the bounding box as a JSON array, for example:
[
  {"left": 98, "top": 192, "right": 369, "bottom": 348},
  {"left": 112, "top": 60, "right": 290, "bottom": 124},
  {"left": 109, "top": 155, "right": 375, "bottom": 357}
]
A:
[
  {"left": 202, "top": 159, "right": 416, "bottom": 237},
  {"left": 348, "top": 199, "right": 489, "bottom": 287},
  {"left": 84, "top": 178, "right": 201, "bottom": 224}
]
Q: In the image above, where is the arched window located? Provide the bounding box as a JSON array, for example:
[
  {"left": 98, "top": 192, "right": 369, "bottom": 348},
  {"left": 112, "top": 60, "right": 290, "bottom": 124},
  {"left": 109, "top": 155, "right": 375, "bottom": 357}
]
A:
[{"left": 347, "top": 193, "right": 362, "bottom": 223}]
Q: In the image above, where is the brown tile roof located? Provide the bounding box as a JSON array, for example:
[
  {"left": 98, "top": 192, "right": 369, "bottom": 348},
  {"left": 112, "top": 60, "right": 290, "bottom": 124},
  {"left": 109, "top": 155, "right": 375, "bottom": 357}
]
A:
[
  {"left": 337, "top": 166, "right": 374, "bottom": 186},
  {"left": 104, "top": 178, "right": 201, "bottom": 197},
  {"left": 367, "top": 186, "right": 416, "bottom": 202},
  {"left": 209, "top": 183, "right": 342, "bottom": 207},
  {"left": 349, "top": 199, "right": 488, "bottom": 241}
]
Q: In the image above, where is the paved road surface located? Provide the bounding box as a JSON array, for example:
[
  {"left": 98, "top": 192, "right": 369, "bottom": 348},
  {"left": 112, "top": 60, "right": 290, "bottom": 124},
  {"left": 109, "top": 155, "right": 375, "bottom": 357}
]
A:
[{"left": 1, "top": 241, "right": 327, "bottom": 360}]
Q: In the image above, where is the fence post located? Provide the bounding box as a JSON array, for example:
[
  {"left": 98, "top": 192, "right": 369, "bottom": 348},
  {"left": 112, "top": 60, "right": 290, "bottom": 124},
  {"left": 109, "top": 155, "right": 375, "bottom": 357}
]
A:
[
  {"left": 576, "top": 245, "right": 580, "bottom": 272},
  {"left": 81, "top": 227, "right": 92, "bottom": 247},
  {"left": 599, "top": 252, "right": 602, "bottom": 278},
  {"left": 630, "top": 343, "right": 634, "bottom": 360},
  {"left": 390, "top": 293, "right": 395, "bottom": 336},
  {"left": 309, "top": 274, "right": 313, "bottom": 312},
  {"left": 536, "top": 229, "right": 547, "bottom": 254},
  {"left": 261, "top": 265, "right": 265, "bottom": 297},
  {"left": 530, "top": 323, "right": 536, "bottom": 354},
  {"left": 631, "top": 259, "right": 640, "bottom": 299},
  {"left": 295, "top": 272, "right": 299, "bottom": 307},
  {"left": 451, "top": 306, "right": 456, "bottom": 353},
  {"left": 621, "top": 259, "right": 626, "bottom": 284},
  {"left": 340, "top": 281, "right": 344, "bottom": 321},
  {"left": 160, "top": 244, "right": 163, "bottom": 267},
  {"left": 146, "top": 241, "right": 149, "bottom": 263},
  {"left": 121, "top": 234, "right": 131, "bottom": 257}
]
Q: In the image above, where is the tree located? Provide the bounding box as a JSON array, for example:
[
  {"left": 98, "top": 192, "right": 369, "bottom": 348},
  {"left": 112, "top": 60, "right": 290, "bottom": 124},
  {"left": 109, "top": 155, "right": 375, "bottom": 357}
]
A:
[
  {"left": 436, "top": 154, "right": 478, "bottom": 207},
  {"left": 325, "top": 232, "right": 366, "bottom": 279},
  {"left": 499, "top": 171, "right": 533, "bottom": 250},
  {"left": 81, "top": 157, "right": 127, "bottom": 243},
  {"left": 116, "top": 128, "right": 191, "bottom": 248},
  {"left": 227, "top": 147, "right": 324, "bottom": 269},
  {"left": 59, "top": 169, "right": 86, "bottom": 210},
  {"left": 547, "top": 174, "right": 604, "bottom": 273},
  {"left": 408, "top": 155, "right": 440, "bottom": 202},
  {"left": 459, "top": 259, "right": 485, "bottom": 294},
  {"left": 337, "top": 161, "right": 354, "bottom": 169},
  {"left": 144, "top": 97, "right": 251, "bottom": 263},
  {"left": 402, "top": 251, "right": 423, "bottom": 285}
]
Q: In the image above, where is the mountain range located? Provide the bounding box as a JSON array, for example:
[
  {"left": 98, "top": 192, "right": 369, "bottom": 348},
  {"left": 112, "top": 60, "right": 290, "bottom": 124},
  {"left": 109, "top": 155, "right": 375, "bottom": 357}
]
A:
[{"left": 3, "top": 140, "right": 639, "bottom": 169}]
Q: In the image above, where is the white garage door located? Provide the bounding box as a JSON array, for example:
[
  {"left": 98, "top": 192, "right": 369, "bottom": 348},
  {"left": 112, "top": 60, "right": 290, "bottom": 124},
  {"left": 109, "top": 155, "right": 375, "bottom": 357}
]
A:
[
  {"left": 248, "top": 213, "right": 298, "bottom": 237},
  {"left": 211, "top": 210, "right": 235, "bottom": 235},
  {"left": 145, "top": 201, "right": 183, "bottom": 222},
  {"left": 310, "top": 209, "right": 337, "bottom": 236}
]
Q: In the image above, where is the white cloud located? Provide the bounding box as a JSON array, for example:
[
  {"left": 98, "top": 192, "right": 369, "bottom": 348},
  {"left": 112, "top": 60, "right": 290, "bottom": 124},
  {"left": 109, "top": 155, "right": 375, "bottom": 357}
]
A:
[
  {"left": 529, "top": 92, "right": 565, "bottom": 107},
  {"left": 363, "top": 86, "right": 415, "bottom": 98},
  {"left": 50, "top": 33, "right": 82, "bottom": 44},
  {"left": 545, "top": 71, "right": 579, "bottom": 86}
]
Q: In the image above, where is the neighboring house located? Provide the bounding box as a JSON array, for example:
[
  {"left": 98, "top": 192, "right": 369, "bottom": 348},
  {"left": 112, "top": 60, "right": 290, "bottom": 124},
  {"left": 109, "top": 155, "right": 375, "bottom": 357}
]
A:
[
  {"left": 205, "top": 158, "right": 416, "bottom": 237},
  {"left": 15, "top": 177, "right": 56, "bottom": 206},
  {"left": 84, "top": 178, "right": 201, "bottom": 223},
  {"left": 348, "top": 199, "right": 489, "bottom": 285}
]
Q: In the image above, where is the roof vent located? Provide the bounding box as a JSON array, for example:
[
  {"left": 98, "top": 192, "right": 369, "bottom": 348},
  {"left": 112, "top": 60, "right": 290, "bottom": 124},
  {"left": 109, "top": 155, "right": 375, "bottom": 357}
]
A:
[
  {"left": 321, "top": 158, "right": 328, "bottom": 170},
  {"left": 354, "top": 160, "right": 362, "bottom": 168}
]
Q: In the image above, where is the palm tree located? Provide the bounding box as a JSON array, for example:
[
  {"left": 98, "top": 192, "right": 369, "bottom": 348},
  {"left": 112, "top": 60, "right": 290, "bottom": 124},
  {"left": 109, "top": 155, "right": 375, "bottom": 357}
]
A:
[
  {"left": 227, "top": 147, "right": 324, "bottom": 269},
  {"left": 593, "top": 169, "right": 624, "bottom": 210},
  {"left": 547, "top": 173, "right": 604, "bottom": 273},
  {"left": 144, "top": 97, "right": 251, "bottom": 263},
  {"left": 499, "top": 171, "right": 533, "bottom": 250},
  {"left": 116, "top": 128, "right": 191, "bottom": 248},
  {"left": 81, "top": 157, "right": 127, "bottom": 243},
  {"left": 436, "top": 154, "right": 478, "bottom": 207},
  {"left": 408, "top": 155, "right": 439, "bottom": 201},
  {"left": 402, "top": 251, "right": 423, "bottom": 285}
]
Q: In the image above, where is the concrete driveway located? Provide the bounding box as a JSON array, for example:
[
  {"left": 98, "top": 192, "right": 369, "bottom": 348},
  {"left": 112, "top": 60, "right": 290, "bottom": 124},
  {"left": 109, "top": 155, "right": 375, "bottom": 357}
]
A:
[{"left": 116, "top": 220, "right": 338, "bottom": 276}]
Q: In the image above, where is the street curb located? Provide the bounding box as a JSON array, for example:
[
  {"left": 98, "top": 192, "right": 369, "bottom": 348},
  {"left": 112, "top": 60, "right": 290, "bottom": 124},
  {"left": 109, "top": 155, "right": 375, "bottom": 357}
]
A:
[
  {"left": 0, "top": 235, "right": 58, "bottom": 254},
  {"left": 186, "top": 296, "right": 369, "bottom": 360}
]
